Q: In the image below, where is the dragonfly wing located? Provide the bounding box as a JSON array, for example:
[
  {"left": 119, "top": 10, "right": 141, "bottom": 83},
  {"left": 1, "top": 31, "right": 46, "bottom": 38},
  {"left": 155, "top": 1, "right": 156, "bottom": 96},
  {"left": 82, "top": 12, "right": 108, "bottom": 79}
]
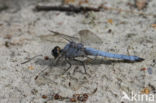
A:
[
  {"left": 39, "top": 34, "right": 67, "bottom": 43},
  {"left": 49, "top": 30, "right": 79, "bottom": 42},
  {"left": 38, "top": 30, "right": 79, "bottom": 43},
  {"left": 78, "top": 29, "right": 103, "bottom": 45}
]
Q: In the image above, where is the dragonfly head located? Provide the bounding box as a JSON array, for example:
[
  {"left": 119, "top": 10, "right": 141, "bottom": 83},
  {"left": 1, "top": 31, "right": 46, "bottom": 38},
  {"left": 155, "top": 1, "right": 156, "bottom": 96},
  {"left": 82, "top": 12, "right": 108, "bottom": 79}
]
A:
[{"left": 52, "top": 46, "right": 62, "bottom": 59}]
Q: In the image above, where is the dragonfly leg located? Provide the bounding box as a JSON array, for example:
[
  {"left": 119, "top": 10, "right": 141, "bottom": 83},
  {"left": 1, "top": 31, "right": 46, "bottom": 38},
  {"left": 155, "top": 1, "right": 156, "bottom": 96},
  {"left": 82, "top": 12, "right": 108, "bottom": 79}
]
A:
[
  {"left": 53, "top": 55, "right": 62, "bottom": 65},
  {"left": 34, "top": 66, "right": 49, "bottom": 80},
  {"left": 63, "top": 58, "right": 72, "bottom": 74},
  {"left": 73, "top": 59, "right": 86, "bottom": 74}
]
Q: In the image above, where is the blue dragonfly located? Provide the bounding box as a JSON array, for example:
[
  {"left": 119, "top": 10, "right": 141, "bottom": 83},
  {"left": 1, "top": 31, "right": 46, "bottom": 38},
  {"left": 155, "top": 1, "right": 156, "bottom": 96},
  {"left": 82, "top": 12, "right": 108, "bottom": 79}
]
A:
[{"left": 43, "top": 29, "right": 144, "bottom": 73}]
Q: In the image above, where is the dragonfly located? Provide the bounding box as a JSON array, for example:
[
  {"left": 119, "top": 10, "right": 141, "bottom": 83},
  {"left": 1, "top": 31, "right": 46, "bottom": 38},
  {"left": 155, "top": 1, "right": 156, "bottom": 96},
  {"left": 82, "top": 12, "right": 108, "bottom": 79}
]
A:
[{"left": 40, "top": 29, "right": 144, "bottom": 73}]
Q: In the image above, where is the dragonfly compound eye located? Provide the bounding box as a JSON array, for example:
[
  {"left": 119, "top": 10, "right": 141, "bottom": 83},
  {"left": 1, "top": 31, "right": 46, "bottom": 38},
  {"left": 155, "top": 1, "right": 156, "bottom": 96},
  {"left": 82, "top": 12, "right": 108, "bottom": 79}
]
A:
[{"left": 52, "top": 46, "right": 61, "bottom": 59}]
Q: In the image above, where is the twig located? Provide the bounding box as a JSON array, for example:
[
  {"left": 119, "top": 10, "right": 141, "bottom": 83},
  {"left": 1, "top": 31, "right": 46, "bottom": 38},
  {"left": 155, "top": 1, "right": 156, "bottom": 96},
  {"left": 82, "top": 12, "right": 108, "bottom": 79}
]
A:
[
  {"left": 35, "top": 4, "right": 156, "bottom": 17},
  {"left": 34, "top": 66, "right": 49, "bottom": 80},
  {"left": 35, "top": 4, "right": 101, "bottom": 13}
]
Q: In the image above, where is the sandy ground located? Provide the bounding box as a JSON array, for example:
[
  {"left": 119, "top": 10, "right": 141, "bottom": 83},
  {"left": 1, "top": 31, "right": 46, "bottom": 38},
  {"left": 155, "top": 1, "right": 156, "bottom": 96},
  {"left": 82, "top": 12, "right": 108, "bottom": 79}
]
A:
[{"left": 0, "top": 0, "right": 156, "bottom": 103}]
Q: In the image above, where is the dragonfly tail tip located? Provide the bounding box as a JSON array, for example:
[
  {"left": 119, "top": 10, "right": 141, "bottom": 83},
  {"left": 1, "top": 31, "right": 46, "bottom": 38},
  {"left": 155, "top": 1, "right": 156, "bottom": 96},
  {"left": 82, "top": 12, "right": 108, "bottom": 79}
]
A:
[{"left": 135, "top": 57, "right": 144, "bottom": 62}]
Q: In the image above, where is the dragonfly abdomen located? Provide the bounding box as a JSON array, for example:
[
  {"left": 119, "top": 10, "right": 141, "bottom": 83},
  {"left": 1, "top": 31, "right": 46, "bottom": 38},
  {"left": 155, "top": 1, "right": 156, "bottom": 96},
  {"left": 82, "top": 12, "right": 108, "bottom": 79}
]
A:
[{"left": 85, "top": 47, "right": 144, "bottom": 62}]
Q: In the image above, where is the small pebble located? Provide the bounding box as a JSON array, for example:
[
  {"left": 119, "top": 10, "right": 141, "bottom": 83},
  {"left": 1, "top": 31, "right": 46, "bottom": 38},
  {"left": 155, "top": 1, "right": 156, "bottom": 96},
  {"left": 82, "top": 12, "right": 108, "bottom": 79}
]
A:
[
  {"left": 44, "top": 56, "right": 49, "bottom": 60},
  {"left": 42, "top": 95, "right": 48, "bottom": 99}
]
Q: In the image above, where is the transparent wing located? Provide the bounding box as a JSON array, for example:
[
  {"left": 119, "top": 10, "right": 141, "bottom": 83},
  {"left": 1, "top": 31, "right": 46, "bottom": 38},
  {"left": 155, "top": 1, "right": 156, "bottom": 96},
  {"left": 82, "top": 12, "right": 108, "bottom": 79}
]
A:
[
  {"left": 38, "top": 30, "right": 79, "bottom": 43},
  {"left": 48, "top": 30, "right": 79, "bottom": 42},
  {"left": 38, "top": 29, "right": 103, "bottom": 46},
  {"left": 39, "top": 34, "right": 66, "bottom": 43},
  {"left": 78, "top": 29, "right": 103, "bottom": 46}
]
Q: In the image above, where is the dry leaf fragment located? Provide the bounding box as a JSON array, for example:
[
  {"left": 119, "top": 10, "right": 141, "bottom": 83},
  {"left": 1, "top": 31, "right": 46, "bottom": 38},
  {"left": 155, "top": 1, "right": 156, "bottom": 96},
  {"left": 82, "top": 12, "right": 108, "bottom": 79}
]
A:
[
  {"left": 70, "top": 98, "right": 77, "bottom": 102},
  {"left": 28, "top": 65, "right": 34, "bottom": 70},
  {"left": 151, "top": 24, "right": 156, "bottom": 29},
  {"left": 135, "top": 0, "right": 148, "bottom": 10},
  {"left": 141, "top": 87, "right": 150, "bottom": 94},
  {"left": 79, "top": 0, "right": 88, "bottom": 5},
  {"left": 107, "top": 19, "right": 113, "bottom": 24},
  {"left": 64, "top": 0, "right": 75, "bottom": 4},
  {"left": 64, "top": 0, "right": 88, "bottom": 5}
]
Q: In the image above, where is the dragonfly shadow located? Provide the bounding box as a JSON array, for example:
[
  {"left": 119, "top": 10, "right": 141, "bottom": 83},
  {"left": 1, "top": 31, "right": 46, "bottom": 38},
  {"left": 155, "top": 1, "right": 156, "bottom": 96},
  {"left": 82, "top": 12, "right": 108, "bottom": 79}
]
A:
[{"left": 34, "top": 57, "right": 137, "bottom": 68}]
